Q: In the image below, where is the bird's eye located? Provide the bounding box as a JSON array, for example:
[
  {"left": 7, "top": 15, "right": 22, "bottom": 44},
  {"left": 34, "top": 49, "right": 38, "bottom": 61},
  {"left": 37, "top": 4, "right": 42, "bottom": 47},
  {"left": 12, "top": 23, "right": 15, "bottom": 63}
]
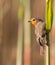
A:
[{"left": 33, "top": 19, "right": 35, "bottom": 21}]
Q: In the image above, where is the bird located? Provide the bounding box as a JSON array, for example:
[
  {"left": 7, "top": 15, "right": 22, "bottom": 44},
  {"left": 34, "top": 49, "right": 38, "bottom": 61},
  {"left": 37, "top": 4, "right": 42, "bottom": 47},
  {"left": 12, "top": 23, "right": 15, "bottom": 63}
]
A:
[{"left": 28, "top": 18, "right": 47, "bottom": 47}]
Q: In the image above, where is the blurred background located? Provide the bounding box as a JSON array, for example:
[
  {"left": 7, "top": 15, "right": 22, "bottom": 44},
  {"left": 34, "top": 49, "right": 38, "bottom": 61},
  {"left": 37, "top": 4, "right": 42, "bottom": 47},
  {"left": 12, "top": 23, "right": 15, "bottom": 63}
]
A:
[{"left": 0, "top": 0, "right": 55, "bottom": 65}]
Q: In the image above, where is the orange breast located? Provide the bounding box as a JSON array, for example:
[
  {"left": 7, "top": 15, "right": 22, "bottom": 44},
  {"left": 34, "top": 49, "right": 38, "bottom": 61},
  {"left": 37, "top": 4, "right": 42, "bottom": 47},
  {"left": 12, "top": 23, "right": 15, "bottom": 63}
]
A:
[{"left": 32, "top": 21, "right": 38, "bottom": 26}]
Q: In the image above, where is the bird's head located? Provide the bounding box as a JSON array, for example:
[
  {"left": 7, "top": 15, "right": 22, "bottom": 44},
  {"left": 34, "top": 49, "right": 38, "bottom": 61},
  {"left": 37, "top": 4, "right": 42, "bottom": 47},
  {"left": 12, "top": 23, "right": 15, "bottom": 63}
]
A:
[{"left": 28, "top": 18, "right": 43, "bottom": 26}]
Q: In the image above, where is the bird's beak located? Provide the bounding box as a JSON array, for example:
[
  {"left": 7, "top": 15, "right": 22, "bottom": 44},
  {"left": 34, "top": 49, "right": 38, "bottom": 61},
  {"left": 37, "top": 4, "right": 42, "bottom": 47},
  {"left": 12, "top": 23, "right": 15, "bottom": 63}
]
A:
[{"left": 28, "top": 20, "right": 31, "bottom": 22}]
